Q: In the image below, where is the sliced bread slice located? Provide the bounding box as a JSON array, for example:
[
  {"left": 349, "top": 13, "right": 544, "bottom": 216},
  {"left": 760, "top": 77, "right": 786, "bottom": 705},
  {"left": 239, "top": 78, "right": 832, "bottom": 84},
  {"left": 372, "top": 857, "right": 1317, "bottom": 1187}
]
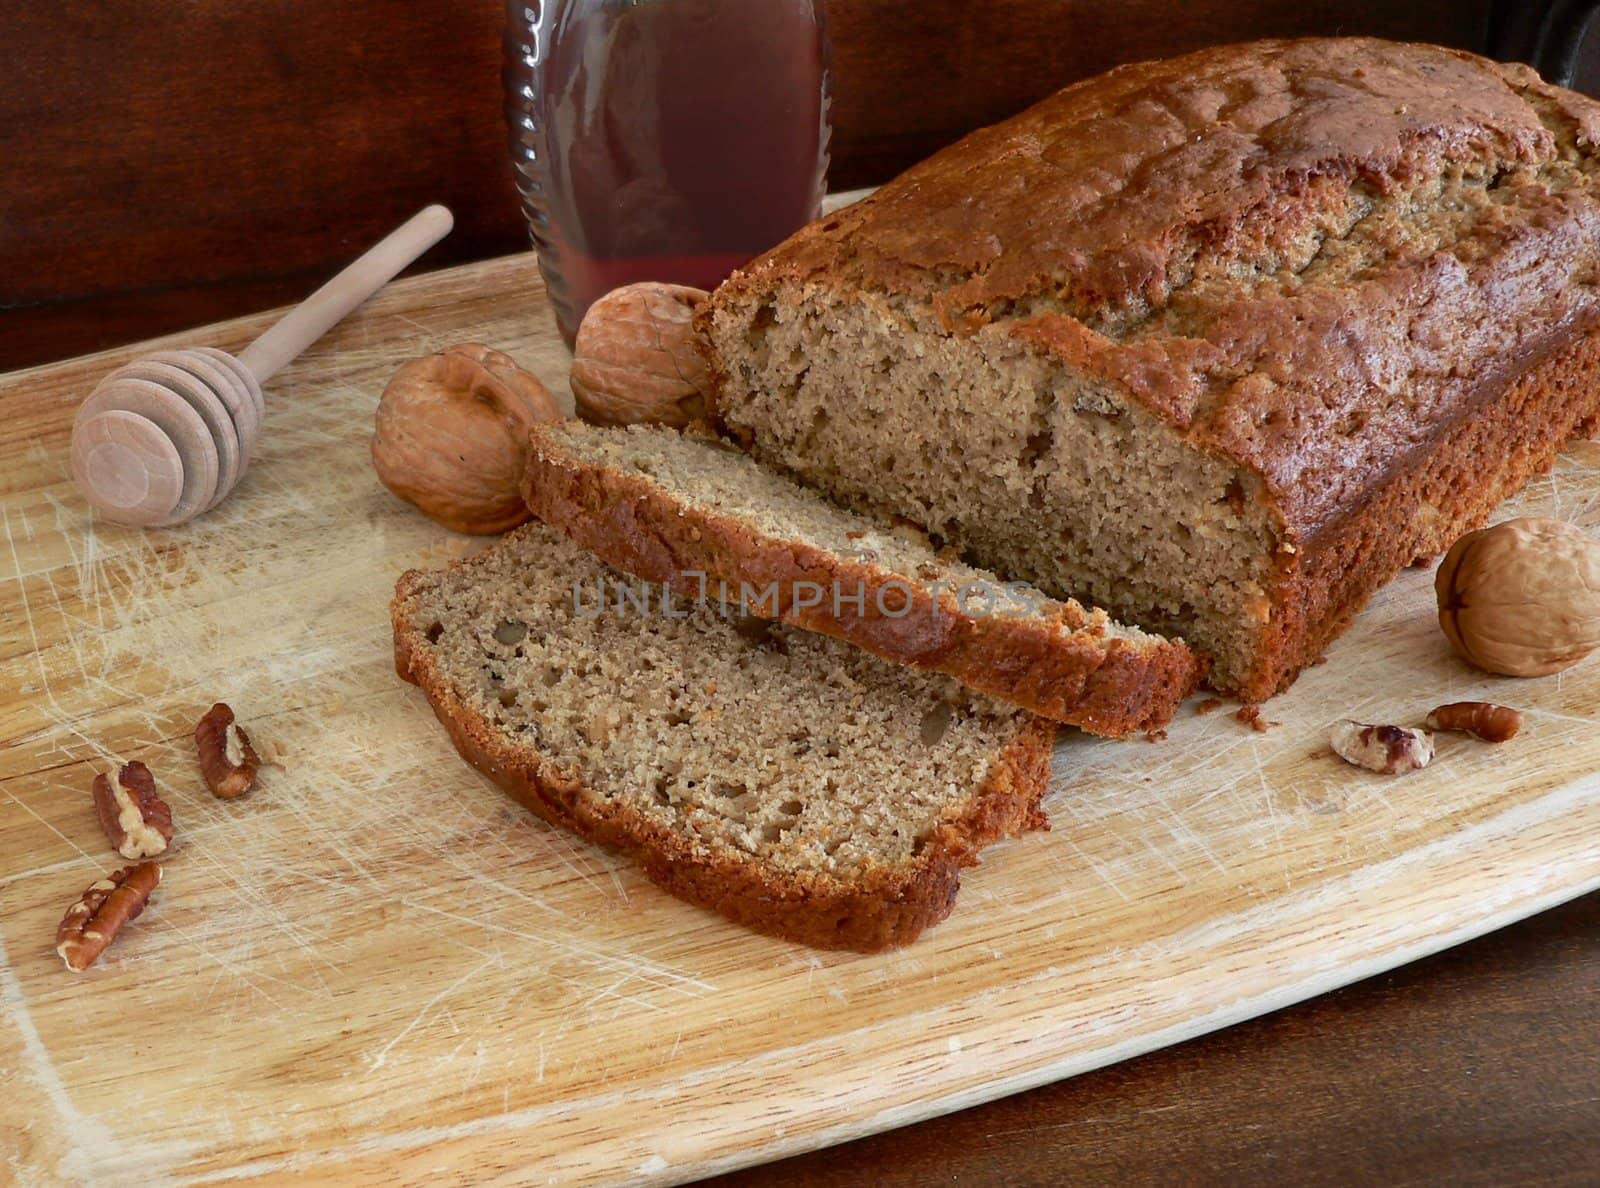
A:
[
  {"left": 522, "top": 422, "right": 1202, "bottom": 737},
  {"left": 392, "top": 522, "right": 1055, "bottom": 952}
]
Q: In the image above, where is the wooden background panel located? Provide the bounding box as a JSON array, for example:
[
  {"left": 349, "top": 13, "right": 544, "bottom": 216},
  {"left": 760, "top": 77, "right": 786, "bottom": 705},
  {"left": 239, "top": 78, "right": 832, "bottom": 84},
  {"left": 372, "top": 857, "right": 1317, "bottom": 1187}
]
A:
[
  {"left": 827, "top": 0, "right": 1492, "bottom": 186},
  {"left": 0, "top": 3, "right": 518, "bottom": 306},
  {"left": 0, "top": 0, "right": 1504, "bottom": 371}
]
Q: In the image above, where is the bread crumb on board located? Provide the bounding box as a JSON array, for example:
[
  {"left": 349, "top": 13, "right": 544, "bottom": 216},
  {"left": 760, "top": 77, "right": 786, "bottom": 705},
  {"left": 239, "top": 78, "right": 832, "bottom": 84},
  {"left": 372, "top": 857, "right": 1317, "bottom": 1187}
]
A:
[{"left": 1235, "top": 705, "right": 1277, "bottom": 733}]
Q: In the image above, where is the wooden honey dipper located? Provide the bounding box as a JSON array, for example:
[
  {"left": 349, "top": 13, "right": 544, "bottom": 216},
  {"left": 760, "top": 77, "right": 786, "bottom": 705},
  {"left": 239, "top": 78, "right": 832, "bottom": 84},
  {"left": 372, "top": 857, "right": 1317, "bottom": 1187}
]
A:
[{"left": 71, "top": 205, "right": 454, "bottom": 527}]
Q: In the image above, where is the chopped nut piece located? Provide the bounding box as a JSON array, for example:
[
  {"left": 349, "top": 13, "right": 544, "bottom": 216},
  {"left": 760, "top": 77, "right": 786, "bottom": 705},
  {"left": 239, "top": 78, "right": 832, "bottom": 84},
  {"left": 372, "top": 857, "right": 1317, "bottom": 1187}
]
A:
[
  {"left": 195, "top": 702, "right": 261, "bottom": 799},
  {"left": 55, "top": 861, "right": 162, "bottom": 972},
  {"left": 493, "top": 619, "right": 528, "bottom": 646},
  {"left": 1425, "top": 701, "right": 1523, "bottom": 743},
  {"left": 1330, "top": 721, "right": 1435, "bottom": 774},
  {"left": 919, "top": 702, "right": 954, "bottom": 746},
  {"left": 92, "top": 761, "right": 173, "bottom": 859}
]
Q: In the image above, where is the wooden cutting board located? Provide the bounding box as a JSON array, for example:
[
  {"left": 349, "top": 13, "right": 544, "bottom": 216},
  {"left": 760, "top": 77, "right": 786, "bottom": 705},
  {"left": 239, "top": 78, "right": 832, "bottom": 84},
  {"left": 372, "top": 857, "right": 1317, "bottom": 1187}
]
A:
[{"left": 3, "top": 253, "right": 1599, "bottom": 1186}]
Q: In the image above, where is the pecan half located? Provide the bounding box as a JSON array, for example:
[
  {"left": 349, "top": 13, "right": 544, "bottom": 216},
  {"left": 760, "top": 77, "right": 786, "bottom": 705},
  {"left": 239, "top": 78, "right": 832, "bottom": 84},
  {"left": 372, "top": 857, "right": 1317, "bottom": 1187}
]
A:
[
  {"left": 1426, "top": 701, "right": 1523, "bottom": 743},
  {"left": 92, "top": 761, "right": 173, "bottom": 859},
  {"left": 195, "top": 702, "right": 260, "bottom": 799},
  {"left": 55, "top": 861, "right": 162, "bottom": 972},
  {"left": 1330, "top": 721, "right": 1435, "bottom": 774}
]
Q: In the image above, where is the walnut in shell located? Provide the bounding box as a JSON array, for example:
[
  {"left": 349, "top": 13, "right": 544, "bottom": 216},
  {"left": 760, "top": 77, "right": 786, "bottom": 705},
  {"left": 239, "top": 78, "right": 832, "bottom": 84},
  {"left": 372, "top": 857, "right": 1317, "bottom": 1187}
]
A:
[
  {"left": 372, "top": 343, "right": 564, "bottom": 535},
  {"left": 570, "top": 283, "right": 710, "bottom": 428},
  {"left": 1435, "top": 517, "right": 1600, "bottom": 677}
]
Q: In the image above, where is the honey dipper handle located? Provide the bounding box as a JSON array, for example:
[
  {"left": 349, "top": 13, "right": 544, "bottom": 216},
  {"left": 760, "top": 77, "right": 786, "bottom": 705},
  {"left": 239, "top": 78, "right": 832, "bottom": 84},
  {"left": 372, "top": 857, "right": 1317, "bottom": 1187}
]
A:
[{"left": 237, "top": 204, "right": 454, "bottom": 384}]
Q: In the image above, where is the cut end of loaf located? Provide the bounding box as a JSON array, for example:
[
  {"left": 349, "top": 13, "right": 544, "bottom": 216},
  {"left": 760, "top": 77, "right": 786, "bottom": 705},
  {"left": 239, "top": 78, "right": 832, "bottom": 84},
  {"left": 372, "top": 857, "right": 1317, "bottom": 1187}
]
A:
[
  {"left": 391, "top": 523, "right": 1054, "bottom": 951},
  {"left": 702, "top": 282, "right": 1283, "bottom": 695}
]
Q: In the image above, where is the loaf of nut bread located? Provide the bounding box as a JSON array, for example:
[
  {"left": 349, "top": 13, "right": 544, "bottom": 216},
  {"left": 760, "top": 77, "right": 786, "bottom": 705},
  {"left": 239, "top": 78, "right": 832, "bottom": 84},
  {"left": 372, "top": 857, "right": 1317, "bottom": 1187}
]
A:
[
  {"left": 392, "top": 523, "right": 1054, "bottom": 951},
  {"left": 522, "top": 421, "right": 1202, "bottom": 735},
  {"left": 700, "top": 37, "right": 1600, "bottom": 701}
]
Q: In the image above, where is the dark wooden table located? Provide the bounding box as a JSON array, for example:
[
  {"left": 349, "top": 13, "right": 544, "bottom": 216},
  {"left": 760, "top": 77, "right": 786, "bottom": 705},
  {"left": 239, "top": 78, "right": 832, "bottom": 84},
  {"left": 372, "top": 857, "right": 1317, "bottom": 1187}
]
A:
[{"left": 6, "top": 2, "right": 1599, "bottom": 1182}]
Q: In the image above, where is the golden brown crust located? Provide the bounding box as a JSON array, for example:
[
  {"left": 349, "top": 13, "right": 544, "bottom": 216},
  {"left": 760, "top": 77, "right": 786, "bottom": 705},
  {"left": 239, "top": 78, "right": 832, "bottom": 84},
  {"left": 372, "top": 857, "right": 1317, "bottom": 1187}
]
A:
[
  {"left": 1239, "top": 318, "right": 1600, "bottom": 700},
  {"left": 390, "top": 568, "right": 1055, "bottom": 952},
  {"left": 522, "top": 427, "right": 1202, "bottom": 736}
]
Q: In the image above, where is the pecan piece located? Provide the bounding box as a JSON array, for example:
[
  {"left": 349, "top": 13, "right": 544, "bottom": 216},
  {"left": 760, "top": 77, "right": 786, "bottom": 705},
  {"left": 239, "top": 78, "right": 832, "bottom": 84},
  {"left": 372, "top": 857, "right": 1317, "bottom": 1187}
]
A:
[
  {"left": 195, "top": 702, "right": 260, "bottom": 799},
  {"left": 55, "top": 861, "right": 162, "bottom": 972},
  {"left": 1330, "top": 721, "right": 1435, "bottom": 774},
  {"left": 1426, "top": 701, "right": 1523, "bottom": 743},
  {"left": 92, "top": 761, "right": 173, "bottom": 859}
]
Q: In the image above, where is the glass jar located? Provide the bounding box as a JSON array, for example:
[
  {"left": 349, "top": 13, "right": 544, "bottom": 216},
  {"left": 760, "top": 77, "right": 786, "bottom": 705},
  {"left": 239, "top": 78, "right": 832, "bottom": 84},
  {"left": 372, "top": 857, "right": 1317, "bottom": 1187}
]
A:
[{"left": 504, "top": 0, "right": 832, "bottom": 345}]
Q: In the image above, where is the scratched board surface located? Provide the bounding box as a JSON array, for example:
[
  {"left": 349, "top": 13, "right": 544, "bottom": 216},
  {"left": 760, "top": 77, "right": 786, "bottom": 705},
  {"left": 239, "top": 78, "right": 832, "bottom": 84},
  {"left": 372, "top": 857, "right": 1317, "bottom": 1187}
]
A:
[{"left": 3, "top": 252, "right": 1600, "bottom": 1186}]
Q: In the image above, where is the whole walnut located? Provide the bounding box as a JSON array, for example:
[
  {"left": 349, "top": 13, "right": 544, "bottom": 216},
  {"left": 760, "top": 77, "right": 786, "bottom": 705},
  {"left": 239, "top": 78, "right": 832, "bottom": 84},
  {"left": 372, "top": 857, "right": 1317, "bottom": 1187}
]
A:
[
  {"left": 570, "top": 283, "right": 710, "bottom": 428},
  {"left": 1435, "top": 516, "right": 1600, "bottom": 676},
  {"left": 372, "top": 343, "right": 563, "bottom": 534}
]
